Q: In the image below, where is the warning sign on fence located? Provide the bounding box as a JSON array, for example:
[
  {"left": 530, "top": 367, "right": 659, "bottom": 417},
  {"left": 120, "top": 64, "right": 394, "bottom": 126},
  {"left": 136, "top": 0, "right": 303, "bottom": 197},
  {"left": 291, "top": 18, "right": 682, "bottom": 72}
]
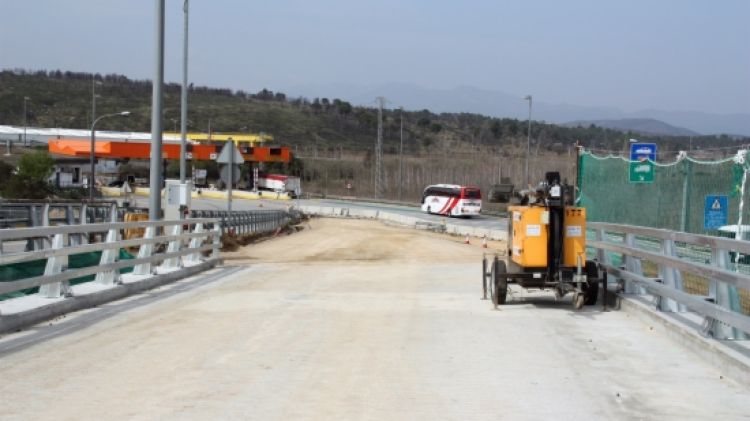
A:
[{"left": 704, "top": 195, "right": 728, "bottom": 230}]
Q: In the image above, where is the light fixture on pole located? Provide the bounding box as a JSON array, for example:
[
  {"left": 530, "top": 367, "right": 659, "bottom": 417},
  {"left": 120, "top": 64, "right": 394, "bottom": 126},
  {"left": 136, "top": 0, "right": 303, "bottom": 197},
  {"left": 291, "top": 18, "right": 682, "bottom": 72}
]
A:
[
  {"left": 523, "top": 95, "right": 533, "bottom": 187},
  {"left": 90, "top": 111, "right": 130, "bottom": 200},
  {"left": 22, "top": 96, "right": 30, "bottom": 146}
]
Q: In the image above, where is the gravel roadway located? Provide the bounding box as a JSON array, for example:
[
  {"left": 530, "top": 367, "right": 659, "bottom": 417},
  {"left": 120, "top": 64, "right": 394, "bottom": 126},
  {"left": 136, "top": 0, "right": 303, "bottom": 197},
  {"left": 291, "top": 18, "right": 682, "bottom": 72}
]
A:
[{"left": 0, "top": 218, "right": 748, "bottom": 420}]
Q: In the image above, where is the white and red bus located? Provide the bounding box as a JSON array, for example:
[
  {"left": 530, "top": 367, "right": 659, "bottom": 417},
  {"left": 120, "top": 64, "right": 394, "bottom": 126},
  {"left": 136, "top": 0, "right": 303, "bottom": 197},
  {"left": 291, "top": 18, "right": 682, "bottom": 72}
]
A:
[
  {"left": 257, "top": 173, "right": 301, "bottom": 197},
  {"left": 420, "top": 184, "right": 482, "bottom": 217}
]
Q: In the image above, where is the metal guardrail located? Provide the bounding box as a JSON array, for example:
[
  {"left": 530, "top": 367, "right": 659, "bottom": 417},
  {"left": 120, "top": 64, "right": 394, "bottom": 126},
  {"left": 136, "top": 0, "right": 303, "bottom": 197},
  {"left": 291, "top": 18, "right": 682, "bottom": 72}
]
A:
[
  {"left": 0, "top": 201, "right": 141, "bottom": 230},
  {"left": 0, "top": 218, "right": 221, "bottom": 301},
  {"left": 191, "top": 209, "right": 294, "bottom": 236},
  {"left": 588, "top": 222, "right": 750, "bottom": 340}
]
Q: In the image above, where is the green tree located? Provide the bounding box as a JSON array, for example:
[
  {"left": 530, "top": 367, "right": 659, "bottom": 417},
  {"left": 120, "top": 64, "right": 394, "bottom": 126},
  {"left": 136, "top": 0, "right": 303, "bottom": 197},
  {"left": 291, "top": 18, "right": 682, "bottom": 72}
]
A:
[
  {"left": 2, "top": 151, "right": 54, "bottom": 199},
  {"left": 336, "top": 101, "right": 352, "bottom": 117},
  {"left": 17, "top": 151, "right": 54, "bottom": 182}
]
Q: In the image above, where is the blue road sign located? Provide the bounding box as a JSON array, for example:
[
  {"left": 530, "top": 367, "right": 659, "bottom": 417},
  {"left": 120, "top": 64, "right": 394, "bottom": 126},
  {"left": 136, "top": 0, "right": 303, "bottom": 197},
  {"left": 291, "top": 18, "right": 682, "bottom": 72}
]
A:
[
  {"left": 630, "top": 142, "right": 657, "bottom": 162},
  {"left": 704, "top": 195, "right": 728, "bottom": 230}
]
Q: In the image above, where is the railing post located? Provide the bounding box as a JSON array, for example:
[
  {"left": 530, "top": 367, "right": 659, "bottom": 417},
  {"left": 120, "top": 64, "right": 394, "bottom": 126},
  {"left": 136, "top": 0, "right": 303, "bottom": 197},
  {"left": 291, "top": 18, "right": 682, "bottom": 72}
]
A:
[
  {"left": 186, "top": 223, "right": 204, "bottom": 264},
  {"left": 133, "top": 225, "right": 156, "bottom": 275},
  {"left": 212, "top": 224, "right": 221, "bottom": 259},
  {"left": 161, "top": 223, "right": 183, "bottom": 270},
  {"left": 109, "top": 202, "right": 119, "bottom": 223},
  {"left": 95, "top": 226, "right": 121, "bottom": 286},
  {"left": 657, "top": 238, "right": 685, "bottom": 312},
  {"left": 623, "top": 233, "right": 645, "bottom": 294},
  {"left": 79, "top": 204, "right": 89, "bottom": 245},
  {"left": 38, "top": 233, "right": 69, "bottom": 298},
  {"left": 708, "top": 247, "right": 748, "bottom": 340}
]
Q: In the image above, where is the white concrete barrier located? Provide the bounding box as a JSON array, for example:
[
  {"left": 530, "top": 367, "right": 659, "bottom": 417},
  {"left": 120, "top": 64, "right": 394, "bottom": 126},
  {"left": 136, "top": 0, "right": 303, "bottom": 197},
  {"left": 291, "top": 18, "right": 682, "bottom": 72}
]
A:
[{"left": 298, "top": 205, "right": 506, "bottom": 241}]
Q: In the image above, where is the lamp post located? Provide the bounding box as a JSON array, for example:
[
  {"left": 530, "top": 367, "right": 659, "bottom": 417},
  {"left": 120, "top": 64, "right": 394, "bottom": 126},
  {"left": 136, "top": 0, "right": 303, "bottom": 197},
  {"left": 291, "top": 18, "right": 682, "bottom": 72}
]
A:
[
  {"left": 90, "top": 111, "right": 130, "bottom": 200},
  {"left": 180, "top": 0, "right": 189, "bottom": 184},
  {"left": 523, "top": 95, "right": 532, "bottom": 187},
  {"left": 398, "top": 107, "right": 404, "bottom": 201},
  {"left": 149, "top": 0, "right": 166, "bottom": 221},
  {"left": 92, "top": 78, "right": 102, "bottom": 126},
  {"left": 22, "top": 96, "right": 30, "bottom": 146}
]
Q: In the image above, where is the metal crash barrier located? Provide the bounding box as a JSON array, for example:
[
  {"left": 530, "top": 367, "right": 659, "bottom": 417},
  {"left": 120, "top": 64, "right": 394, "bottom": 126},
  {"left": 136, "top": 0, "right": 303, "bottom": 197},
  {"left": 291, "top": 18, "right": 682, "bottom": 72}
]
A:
[
  {"left": 0, "top": 218, "right": 221, "bottom": 302},
  {"left": 191, "top": 209, "right": 293, "bottom": 236},
  {"left": 588, "top": 222, "right": 750, "bottom": 340}
]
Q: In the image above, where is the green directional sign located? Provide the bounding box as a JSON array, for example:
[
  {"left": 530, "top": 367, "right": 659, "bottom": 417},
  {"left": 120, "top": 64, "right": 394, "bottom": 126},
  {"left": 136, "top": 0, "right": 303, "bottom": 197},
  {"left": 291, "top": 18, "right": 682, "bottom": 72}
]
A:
[{"left": 629, "top": 160, "right": 654, "bottom": 183}]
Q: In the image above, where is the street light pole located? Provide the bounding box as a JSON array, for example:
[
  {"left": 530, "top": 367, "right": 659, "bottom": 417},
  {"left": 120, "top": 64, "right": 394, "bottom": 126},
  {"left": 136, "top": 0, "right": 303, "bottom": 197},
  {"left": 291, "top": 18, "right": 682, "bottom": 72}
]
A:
[
  {"left": 523, "top": 95, "right": 533, "bottom": 187},
  {"left": 92, "top": 78, "right": 102, "bottom": 126},
  {"left": 399, "top": 107, "right": 404, "bottom": 201},
  {"left": 149, "top": 0, "right": 166, "bottom": 221},
  {"left": 22, "top": 96, "right": 30, "bottom": 146},
  {"left": 90, "top": 111, "right": 131, "bottom": 200},
  {"left": 180, "top": 0, "right": 189, "bottom": 184}
]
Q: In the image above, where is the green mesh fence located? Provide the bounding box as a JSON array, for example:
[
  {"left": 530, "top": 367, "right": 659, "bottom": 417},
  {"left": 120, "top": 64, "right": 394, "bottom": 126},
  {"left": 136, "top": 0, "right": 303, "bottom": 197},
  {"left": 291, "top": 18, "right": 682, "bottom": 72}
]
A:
[
  {"left": 578, "top": 151, "right": 746, "bottom": 236},
  {"left": 579, "top": 150, "right": 750, "bottom": 316}
]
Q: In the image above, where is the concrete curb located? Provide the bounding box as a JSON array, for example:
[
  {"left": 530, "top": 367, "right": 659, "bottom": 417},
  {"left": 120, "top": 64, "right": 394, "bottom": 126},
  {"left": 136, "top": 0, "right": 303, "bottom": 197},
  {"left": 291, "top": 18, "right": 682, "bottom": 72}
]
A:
[
  {"left": 0, "top": 259, "right": 220, "bottom": 335},
  {"left": 616, "top": 293, "right": 750, "bottom": 387}
]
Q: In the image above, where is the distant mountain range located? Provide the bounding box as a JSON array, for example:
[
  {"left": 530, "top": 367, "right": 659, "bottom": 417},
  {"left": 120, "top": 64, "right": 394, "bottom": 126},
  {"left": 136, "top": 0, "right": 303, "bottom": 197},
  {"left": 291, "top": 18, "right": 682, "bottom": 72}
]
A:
[
  {"left": 287, "top": 82, "right": 750, "bottom": 136},
  {"left": 563, "top": 118, "right": 700, "bottom": 137}
]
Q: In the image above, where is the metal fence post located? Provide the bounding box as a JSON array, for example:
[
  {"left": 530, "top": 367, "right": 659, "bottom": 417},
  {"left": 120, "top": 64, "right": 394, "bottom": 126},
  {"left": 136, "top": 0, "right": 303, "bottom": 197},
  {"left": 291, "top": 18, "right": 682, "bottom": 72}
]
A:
[
  {"left": 38, "top": 233, "right": 69, "bottom": 298},
  {"left": 133, "top": 226, "right": 156, "bottom": 275},
  {"left": 95, "top": 226, "right": 121, "bottom": 286},
  {"left": 161, "top": 223, "right": 183, "bottom": 270},
  {"left": 708, "top": 246, "right": 748, "bottom": 340},
  {"left": 186, "top": 223, "right": 204, "bottom": 264},
  {"left": 657, "top": 238, "right": 685, "bottom": 312},
  {"left": 212, "top": 224, "right": 221, "bottom": 259},
  {"left": 624, "top": 233, "right": 645, "bottom": 294}
]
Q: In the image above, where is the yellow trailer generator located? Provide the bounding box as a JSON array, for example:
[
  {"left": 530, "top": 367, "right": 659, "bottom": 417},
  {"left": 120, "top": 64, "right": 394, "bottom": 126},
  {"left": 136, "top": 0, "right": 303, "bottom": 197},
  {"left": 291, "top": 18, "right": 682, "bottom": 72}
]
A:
[{"left": 482, "top": 171, "right": 600, "bottom": 309}]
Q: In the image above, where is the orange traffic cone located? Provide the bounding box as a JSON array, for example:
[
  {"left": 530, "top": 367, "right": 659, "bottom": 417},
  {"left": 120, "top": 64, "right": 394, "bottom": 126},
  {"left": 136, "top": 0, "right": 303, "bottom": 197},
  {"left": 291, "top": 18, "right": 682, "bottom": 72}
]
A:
[
  {"left": 482, "top": 236, "right": 488, "bottom": 248},
  {"left": 464, "top": 235, "right": 471, "bottom": 245}
]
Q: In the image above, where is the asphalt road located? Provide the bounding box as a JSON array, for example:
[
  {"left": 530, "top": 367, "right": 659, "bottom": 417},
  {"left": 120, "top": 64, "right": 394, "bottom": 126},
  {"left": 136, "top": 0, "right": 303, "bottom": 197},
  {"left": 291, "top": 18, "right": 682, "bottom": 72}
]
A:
[{"left": 0, "top": 218, "right": 746, "bottom": 420}]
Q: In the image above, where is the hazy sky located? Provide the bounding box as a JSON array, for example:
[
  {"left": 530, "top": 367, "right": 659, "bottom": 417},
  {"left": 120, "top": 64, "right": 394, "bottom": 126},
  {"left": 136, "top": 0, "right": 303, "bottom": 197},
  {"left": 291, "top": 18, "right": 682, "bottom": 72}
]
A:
[{"left": 1, "top": 0, "right": 747, "bottom": 114}]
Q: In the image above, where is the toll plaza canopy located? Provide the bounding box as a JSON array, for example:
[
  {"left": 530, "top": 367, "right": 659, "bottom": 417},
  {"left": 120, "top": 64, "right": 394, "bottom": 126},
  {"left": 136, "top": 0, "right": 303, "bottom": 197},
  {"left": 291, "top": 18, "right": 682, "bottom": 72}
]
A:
[
  {"left": 48, "top": 139, "right": 292, "bottom": 163},
  {"left": 163, "top": 132, "right": 274, "bottom": 145}
]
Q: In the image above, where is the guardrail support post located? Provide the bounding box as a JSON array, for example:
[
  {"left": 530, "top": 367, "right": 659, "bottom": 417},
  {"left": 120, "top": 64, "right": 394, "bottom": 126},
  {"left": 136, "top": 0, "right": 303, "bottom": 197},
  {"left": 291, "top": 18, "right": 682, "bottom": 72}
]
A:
[
  {"left": 161, "top": 224, "right": 183, "bottom": 270},
  {"left": 708, "top": 247, "right": 748, "bottom": 340},
  {"left": 186, "top": 223, "right": 204, "bottom": 264},
  {"left": 39, "top": 234, "right": 69, "bottom": 298},
  {"left": 133, "top": 226, "right": 156, "bottom": 275},
  {"left": 212, "top": 225, "right": 221, "bottom": 259},
  {"left": 95, "top": 227, "right": 121, "bottom": 286},
  {"left": 624, "top": 233, "right": 645, "bottom": 294},
  {"left": 658, "top": 239, "right": 685, "bottom": 312}
]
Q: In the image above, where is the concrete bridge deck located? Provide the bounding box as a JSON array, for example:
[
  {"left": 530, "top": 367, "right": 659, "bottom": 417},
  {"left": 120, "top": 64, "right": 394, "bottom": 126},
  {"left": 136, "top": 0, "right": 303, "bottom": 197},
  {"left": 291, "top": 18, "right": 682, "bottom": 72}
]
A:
[{"left": 0, "top": 218, "right": 747, "bottom": 420}]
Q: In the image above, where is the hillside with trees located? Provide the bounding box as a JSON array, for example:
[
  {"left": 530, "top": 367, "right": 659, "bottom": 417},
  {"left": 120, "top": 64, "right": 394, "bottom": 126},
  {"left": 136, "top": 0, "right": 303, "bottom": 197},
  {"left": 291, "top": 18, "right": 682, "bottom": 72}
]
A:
[{"left": 1, "top": 69, "right": 749, "bottom": 201}]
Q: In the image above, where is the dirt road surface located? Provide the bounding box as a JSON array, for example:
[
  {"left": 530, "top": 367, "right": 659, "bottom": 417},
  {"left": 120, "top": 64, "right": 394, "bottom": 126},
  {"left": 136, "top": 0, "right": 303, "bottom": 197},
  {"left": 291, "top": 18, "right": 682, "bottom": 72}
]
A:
[{"left": 0, "top": 218, "right": 748, "bottom": 420}]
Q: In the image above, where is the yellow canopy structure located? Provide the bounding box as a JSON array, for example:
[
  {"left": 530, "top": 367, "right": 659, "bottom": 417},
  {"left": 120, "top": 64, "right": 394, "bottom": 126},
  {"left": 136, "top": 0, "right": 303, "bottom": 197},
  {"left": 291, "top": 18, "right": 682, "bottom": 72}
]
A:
[{"left": 163, "top": 132, "right": 273, "bottom": 145}]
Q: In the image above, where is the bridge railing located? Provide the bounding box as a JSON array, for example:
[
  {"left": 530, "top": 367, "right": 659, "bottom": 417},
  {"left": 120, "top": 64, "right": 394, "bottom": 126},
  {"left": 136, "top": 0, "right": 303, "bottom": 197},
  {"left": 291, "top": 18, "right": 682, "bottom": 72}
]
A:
[
  {"left": 0, "top": 200, "right": 133, "bottom": 230},
  {"left": 0, "top": 218, "right": 221, "bottom": 301},
  {"left": 191, "top": 209, "right": 295, "bottom": 235},
  {"left": 588, "top": 222, "right": 750, "bottom": 340}
]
